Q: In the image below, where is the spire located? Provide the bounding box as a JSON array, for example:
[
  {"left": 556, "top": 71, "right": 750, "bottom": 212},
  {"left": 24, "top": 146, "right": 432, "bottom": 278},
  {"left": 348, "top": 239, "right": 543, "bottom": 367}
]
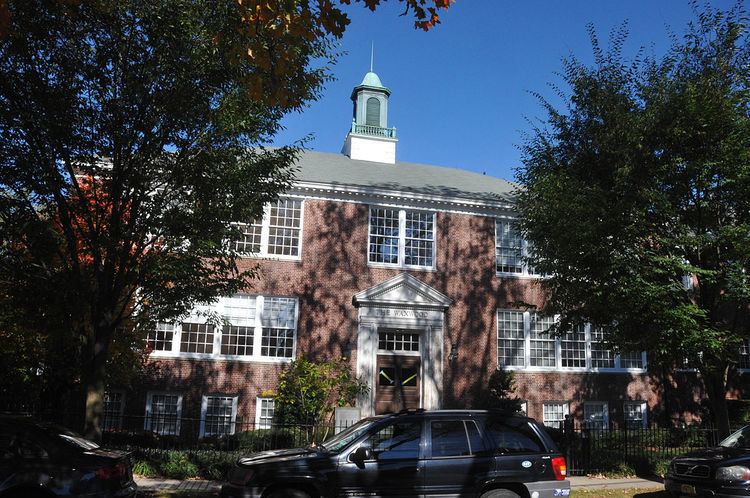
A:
[{"left": 370, "top": 42, "right": 374, "bottom": 72}]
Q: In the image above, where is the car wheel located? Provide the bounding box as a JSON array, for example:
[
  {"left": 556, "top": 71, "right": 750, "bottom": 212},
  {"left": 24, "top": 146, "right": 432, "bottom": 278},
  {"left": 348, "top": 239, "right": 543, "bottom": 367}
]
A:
[
  {"left": 268, "top": 488, "right": 311, "bottom": 498},
  {"left": 480, "top": 490, "right": 521, "bottom": 498}
]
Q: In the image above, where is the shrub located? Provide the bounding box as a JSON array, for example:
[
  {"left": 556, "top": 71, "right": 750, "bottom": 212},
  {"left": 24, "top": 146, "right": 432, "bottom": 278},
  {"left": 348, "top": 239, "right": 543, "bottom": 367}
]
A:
[
  {"left": 600, "top": 461, "right": 636, "bottom": 478},
  {"left": 161, "top": 450, "right": 200, "bottom": 479},
  {"left": 132, "top": 459, "right": 158, "bottom": 477}
]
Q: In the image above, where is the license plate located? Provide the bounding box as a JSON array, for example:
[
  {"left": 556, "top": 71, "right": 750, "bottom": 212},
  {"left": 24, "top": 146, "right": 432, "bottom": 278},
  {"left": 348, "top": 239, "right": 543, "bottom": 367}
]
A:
[{"left": 680, "top": 484, "right": 696, "bottom": 495}]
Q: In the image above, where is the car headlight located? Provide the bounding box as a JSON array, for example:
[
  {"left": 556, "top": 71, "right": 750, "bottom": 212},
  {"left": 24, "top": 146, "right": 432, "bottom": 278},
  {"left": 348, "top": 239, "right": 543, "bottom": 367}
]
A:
[{"left": 716, "top": 465, "right": 750, "bottom": 481}]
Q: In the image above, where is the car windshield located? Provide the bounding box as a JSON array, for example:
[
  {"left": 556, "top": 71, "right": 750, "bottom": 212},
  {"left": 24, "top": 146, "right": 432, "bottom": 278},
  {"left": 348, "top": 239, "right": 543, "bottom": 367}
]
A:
[
  {"left": 719, "top": 426, "right": 750, "bottom": 449},
  {"left": 319, "top": 418, "right": 377, "bottom": 453}
]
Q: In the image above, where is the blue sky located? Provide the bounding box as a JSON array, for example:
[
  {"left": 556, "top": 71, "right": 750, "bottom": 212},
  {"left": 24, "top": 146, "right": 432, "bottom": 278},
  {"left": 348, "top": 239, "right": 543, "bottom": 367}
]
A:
[{"left": 272, "top": 0, "right": 711, "bottom": 182}]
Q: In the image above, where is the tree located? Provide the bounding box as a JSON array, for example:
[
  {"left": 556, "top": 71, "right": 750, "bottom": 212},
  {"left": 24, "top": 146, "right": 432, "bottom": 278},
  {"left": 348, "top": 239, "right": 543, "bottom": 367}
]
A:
[
  {"left": 479, "top": 369, "right": 524, "bottom": 412},
  {"left": 0, "top": 0, "right": 451, "bottom": 440},
  {"left": 516, "top": 4, "right": 750, "bottom": 437}
]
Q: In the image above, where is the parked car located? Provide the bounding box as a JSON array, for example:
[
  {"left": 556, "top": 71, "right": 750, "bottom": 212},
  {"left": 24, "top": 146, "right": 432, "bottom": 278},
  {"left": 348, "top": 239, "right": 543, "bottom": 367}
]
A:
[
  {"left": 221, "top": 409, "right": 570, "bottom": 498},
  {"left": 665, "top": 425, "right": 750, "bottom": 497},
  {"left": 0, "top": 416, "right": 137, "bottom": 498}
]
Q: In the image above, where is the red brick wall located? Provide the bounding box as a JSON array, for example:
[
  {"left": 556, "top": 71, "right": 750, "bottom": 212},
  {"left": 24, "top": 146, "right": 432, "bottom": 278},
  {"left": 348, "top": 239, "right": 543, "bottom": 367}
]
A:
[{"left": 131, "top": 198, "right": 703, "bottom": 427}]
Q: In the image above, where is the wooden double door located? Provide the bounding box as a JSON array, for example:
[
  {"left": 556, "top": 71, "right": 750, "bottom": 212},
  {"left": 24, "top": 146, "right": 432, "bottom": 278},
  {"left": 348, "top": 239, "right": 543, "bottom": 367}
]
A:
[{"left": 375, "top": 354, "right": 421, "bottom": 414}]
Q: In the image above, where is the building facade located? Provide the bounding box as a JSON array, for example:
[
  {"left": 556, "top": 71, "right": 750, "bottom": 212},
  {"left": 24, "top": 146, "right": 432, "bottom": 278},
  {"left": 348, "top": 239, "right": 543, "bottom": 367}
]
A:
[{"left": 107, "top": 70, "right": 714, "bottom": 437}]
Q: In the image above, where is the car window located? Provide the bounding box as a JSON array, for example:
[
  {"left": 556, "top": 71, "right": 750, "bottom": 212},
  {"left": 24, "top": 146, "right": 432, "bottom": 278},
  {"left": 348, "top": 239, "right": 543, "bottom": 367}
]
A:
[
  {"left": 8, "top": 434, "right": 49, "bottom": 460},
  {"left": 431, "top": 420, "right": 483, "bottom": 457},
  {"left": 364, "top": 420, "right": 421, "bottom": 460},
  {"left": 485, "top": 419, "right": 544, "bottom": 454}
]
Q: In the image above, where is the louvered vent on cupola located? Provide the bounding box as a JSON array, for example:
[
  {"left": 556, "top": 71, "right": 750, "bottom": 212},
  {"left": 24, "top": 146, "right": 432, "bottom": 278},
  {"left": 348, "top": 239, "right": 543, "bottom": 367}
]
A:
[{"left": 366, "top": 97, "right": 380, "bottom": 126}]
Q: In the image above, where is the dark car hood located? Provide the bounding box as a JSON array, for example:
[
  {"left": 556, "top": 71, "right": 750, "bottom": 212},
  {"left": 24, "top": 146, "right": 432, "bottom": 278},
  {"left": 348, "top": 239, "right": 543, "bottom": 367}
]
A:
[
  {"left": 238, "top": 448, "right": 319, "bottom": 467},
  {"left": 677, "top": 446, "right": 750, "bottom": 463}
]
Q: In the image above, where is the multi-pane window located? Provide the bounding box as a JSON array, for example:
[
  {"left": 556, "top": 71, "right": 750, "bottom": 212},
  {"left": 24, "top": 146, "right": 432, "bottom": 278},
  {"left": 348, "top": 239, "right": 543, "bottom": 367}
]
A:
[
  {"left": 145, "top": 393, "right": 182, "bottom": 436},
  {"left": 740, "top": 340, "right": 750, "bottom": 369},
  {"left": 497, "top": 310, "right": 525, "bottom": 367},
  {"left": 591, "top": 327, "right": 615, "bottom": 369},
  {"left": 495, "top": 220, "right": 523, "bottom": 274},
  {"left": 542, "top": 403, "right": 568, "bottom": 429},
  {"left": 378, "top": 331, "right": 420, "bottom": 352},
  {"left": 234, "top": 199, "right": 303, "bottom": 258},
  {"left": 102, "top": 391, "right": 124, "bottom": 431},
  {"left": 146, "top": 322, "right": 175, "bottom": 352},
  {"left": 529, "top": 314, "right": 556, "bottom": 367},
  {"left": 260, "top": 297, "right": 297, "bottom": 358},
  {"left": 149, "top": 295, "right": 297, "bottom": 362},
  {"left": 624, "top": 401, "right": 648, "bottom": 429},
  {"left": 583, "top": 402, "right": 609, "bottom": 430},
  {"left": 619, "top": 351, "right": 645, "bottom": 369},
  {"left": 561, "top": 325, "right": 587, "bottom": 368},
  {"left": 202, "top": 396, "right": 237, "bottom": 437},
  {"left": 256, "top": 398, "right": 275, "bottom": 429},
  {"left": 368, "top": 207, "right": 435, "bottom": 269},
  {"left": 180, "top": 323, "right": 214, "bottom": 354}
]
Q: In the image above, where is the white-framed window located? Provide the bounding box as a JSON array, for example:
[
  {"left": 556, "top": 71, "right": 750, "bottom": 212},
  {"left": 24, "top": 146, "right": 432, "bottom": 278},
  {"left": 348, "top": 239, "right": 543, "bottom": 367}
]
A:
[
  {"left": 495, "top": 219, "right": 539, "bottom": 276},
  {"left": 368, "top": 207, "right": 435, "bottom": 269},
  {"left": 624, "top": 401, "right": 648, "bottom": 429},
  {"left": 497, "top": 310, "right": 525, "bottom": 367},
  {"left": 542, "top": 402, "right": 569, "bottom": 429},
  {"left": 146, "top": 322, "right": 174, "bottom": 352},
  {"left": 529, "top": 313, "right": 556, "bottom": 367},
  {"left": 234, "top": 198, "right": 303, "bottom": 259},
  {"left": 102, "top": 390, "right": 124, "bottom": 431},
  {"left": 740, "top": 340, "right": 750, "bottom": 370},
  {"left": 146, "top": 294, "right": 298, "bottom": 363},
  {"left": 145, "top": 392, "right": 182, "bottom": 436},
  {"left": 200, "top": 395, "right": 238, "bottom": 437},
  {"left": 256, "top": 397, "right": 275, "bottom": 429},
  {"left": 378, "top": 330, "right": 420, "bottom": 353},
  {"left": 496, "top": 312, "right": 646, "bottom": 372},
  {"left": 583, "top": 402, "right": 609, "bottom": 430}
]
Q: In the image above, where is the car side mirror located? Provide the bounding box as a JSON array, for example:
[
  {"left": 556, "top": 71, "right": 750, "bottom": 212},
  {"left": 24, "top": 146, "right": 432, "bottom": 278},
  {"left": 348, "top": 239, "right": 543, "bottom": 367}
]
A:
[{"left": 349, "top": 446, "right": 373, "bottom": 464}]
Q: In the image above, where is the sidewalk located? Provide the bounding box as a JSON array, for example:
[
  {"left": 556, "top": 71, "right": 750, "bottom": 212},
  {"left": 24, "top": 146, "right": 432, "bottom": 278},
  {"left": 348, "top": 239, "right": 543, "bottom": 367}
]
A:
[{"left": 135, "top": 475, "right": 665, "bottom": 494}]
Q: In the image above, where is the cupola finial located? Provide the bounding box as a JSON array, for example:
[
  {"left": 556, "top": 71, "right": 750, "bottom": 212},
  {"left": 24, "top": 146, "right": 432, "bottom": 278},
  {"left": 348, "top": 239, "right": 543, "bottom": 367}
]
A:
[{"left": 370, "top": 42, "right": 374, "bottom": 72}]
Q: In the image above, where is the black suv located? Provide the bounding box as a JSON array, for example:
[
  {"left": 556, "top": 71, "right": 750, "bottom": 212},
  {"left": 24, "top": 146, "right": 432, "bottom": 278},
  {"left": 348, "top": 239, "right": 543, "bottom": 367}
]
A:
[
  {"left": 665, "top": 425, "right": 750, "bottom": 497},
  {"left": 221, "top": 409, "right": 569, "bottom": 498}
]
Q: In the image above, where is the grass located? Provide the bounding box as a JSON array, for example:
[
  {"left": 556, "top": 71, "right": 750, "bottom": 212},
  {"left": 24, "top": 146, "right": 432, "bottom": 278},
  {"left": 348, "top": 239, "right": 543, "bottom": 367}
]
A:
[{"left": 573, "top": 488, "right": 669, "bottom": 497}]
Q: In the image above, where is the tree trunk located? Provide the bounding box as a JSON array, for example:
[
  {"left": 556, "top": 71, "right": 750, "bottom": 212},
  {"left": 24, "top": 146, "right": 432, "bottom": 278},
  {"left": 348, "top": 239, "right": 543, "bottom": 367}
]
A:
[
  {"left": 703, "top": 367, "right": 731, "bottom": 439},
  {"left": 83, "top": 334, "right": 110, "bottom": 442}
]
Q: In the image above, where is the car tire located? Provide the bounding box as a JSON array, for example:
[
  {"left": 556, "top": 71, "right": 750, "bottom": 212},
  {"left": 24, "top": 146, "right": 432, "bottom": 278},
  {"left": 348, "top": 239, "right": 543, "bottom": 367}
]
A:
[
  {"left": 480, "top": 490, "right": 521, "bottom": 498},
  {"left": 268, "top": 488, "right": 311, "bottom": 498}
]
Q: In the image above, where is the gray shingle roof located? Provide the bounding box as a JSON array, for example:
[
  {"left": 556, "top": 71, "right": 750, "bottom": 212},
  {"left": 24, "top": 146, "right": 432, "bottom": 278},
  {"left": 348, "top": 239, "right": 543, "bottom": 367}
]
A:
[{"left": 293, "top": 150, "right": 517, "bottom": 204}]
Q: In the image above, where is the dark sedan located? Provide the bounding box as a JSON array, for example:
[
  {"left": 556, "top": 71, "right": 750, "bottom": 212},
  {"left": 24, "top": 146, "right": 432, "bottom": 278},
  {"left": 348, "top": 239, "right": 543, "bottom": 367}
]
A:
[
  {"left": 0, "top": 417, "right": 137, "bottom": 498},
  {"left": 665, "top": 425, "right": 750, "bottom": 497}
]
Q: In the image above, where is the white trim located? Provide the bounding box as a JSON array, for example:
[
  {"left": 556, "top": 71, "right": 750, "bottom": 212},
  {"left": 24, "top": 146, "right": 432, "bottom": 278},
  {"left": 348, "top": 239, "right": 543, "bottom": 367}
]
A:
[
  {"left": 144, "top": 391, "right": 183, "bottom": 435},
  {"left": 148, "top": 294, "right": 298, "bottom": 363},
  {"left": 494, "top": 218, "right": 543, "bottom": 278},
  {"left": 200, "top": 395, "right": 239, "bottom": 438},
  {"left": 255, "top": 397, "right": 275, "bottom": 429},
  {"left": 234, "top": 198, "right": 304, "bottom": 262}
]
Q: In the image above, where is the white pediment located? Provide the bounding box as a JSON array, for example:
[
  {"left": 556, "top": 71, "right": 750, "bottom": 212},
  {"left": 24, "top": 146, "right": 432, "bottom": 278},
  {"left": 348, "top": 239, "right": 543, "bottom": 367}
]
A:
[{"left": 353, "top": 273, "right": 452, "bottom": 310}]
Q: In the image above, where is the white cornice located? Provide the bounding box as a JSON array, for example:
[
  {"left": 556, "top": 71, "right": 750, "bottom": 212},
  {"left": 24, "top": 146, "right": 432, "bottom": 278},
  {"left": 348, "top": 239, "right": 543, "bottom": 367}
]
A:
[{"left": 288, "top": 180, "right": 517, "bottom": 218}]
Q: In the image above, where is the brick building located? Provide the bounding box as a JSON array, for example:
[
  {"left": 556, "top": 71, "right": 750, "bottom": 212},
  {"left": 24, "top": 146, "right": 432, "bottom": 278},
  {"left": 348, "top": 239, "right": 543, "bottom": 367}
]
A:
[{"left": 107, "top": 70, "right": 708, "bottom": 437}]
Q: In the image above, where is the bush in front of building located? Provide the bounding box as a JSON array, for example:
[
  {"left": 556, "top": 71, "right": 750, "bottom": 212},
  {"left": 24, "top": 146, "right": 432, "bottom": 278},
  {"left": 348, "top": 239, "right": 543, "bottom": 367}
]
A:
[{"left": 130, "top": 448, "right": 241, "bottom": 480}]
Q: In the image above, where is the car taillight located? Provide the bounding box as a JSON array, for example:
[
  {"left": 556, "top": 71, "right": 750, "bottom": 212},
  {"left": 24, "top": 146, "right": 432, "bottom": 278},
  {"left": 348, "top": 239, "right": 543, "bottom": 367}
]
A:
[
  {"left": 96, "top": 461, "right": 127, "bottom": 480},
  {"left": 551, "top": 456, "right": 567, "bottom": 480}
]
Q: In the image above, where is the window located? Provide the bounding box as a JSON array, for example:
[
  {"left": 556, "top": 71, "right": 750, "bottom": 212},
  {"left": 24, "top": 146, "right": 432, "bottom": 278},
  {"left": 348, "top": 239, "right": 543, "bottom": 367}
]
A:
[
  {"left": 378, "top": 331, "right": 420, "bottom": 352},
  {"left": 497, "top": 310, "right": 525, "bottom": 367},
  {"left": 583, "top": 402, "right": 609, "bottom": 430},
  {"left": 234, "top": 199, "right": 303, "bottom": 259},
  {"left": 529, "top": 314, "right": 556, "bottom": 367},
  {"left": 201, "top": 396, "right": 238, "bottom": 437},
  {"left": 619, "top": 351, "right": 645, "bottom": 369},
  {"left": 495, "top": 220, "right": 523, "bottom": 274},
  {"left": 148, "top": 294, "right": 297, "bottom": 362},
  {"left": 365, "top": 421, "right": 421, "bottom": 460},
  {"left": 180, "top": 323, "right": 214, "bottom": 354},
  {"left": 145, "top": 392, "right": 182, "bottom": 436},
  {"left": 485, "top": 418, "right": 544, "bottom": 454},
  {"left": 591, "top": 327, "right": 615, "bottom": 369},
  {"left": 368, "top": 207, "right": 435, "bottom": 269},
  {"left": 542, "top": 402, "right": 568, "bottom": 429},
  {"left": 624, "top": 401, "right": 648, "bottom": 429},
  {"left": 740, "top": 340, "right": 750, "bottom": 370},
  {"left": 102, "top": 391, "right": 124, "bottom": 431},
  {"left": 260, "top": 297, "right": 297, "bottom": 358},
  {"left": 431, "top": 420, "right": 483, "bottom": 457},
  {"left": 366, "top": 97, "right": 381, "bottom": 126},
  {"left": 146, "top": 322, "right": 175, "bottom": 352},
  {"left": 256, "top": 398, "right": 275, "bottom": 429},
  {"left": 561, "top": 325, "right": 586, "bottom": 368}
]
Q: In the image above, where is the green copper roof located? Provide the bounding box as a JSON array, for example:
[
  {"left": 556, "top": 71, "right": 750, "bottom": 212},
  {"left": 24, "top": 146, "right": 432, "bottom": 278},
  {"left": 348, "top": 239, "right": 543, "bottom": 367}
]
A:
[{"left": 360, "top": 71, "right": 384, "bottom": 88}]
